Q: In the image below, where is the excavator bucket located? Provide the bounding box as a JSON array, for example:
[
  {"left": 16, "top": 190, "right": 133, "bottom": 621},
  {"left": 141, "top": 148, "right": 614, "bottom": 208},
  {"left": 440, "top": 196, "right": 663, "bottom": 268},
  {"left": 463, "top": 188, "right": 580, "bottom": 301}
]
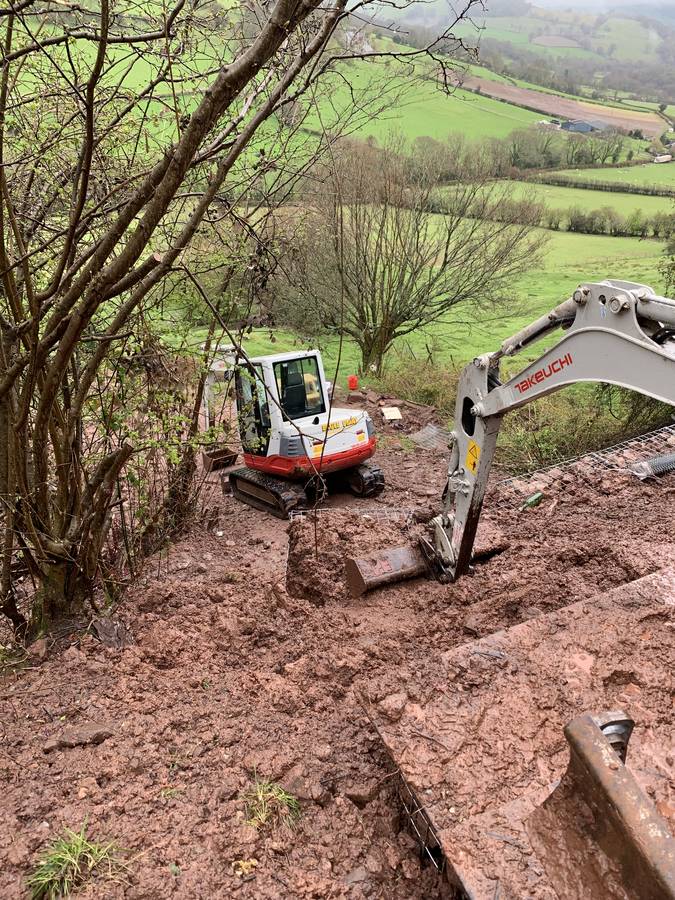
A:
[
  {"left": 363, "top": 568, "right": 675, "bottom": 899},
  {"left": 344, "top": 521, "right": 509, "bottom": 596},
  {"left": 345, "top": 544, "right": 427, "bottom": 597},
  {"left": 527, "top": 713, "right": 675, "bottom": 900}
]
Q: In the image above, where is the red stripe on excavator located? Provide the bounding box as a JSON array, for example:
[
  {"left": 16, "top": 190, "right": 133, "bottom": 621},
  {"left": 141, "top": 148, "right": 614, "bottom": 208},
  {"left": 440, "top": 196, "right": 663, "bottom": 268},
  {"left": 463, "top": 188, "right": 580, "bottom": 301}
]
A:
[{"left": 243, "top": 436, "right": 377, "bottom": 478}]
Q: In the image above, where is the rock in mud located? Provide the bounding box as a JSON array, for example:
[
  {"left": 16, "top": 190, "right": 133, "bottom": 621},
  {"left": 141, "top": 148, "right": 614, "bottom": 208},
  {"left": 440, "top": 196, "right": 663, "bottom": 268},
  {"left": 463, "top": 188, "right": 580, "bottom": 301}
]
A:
[
  {"left": 377, "top": 692, "right": 407, "bottom": 722},
  {"left": 43, "top": 724, "right": 113, "bottom": 753},
  {"left": 90, "top": 616, "right": 133, "bottom": 648},
  {"left": 344, "top": 865, "right": 370, "bottom": 886},
  {"left": 27, "top": 638, "right": 48, "bottom": 660},
  {"left": 344, "top": 780, "right": 379, "bottom": 808}
]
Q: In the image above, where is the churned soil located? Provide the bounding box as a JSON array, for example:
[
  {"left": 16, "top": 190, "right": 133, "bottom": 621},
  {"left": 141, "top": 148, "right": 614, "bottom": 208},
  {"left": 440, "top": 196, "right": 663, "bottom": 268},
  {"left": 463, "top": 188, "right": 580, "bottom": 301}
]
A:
[
  {"left": 365, "top": 569, "right": 675, "bottom": 897},
  {"left": 1, "top": 427, "right": 675, "bottom": 899}
]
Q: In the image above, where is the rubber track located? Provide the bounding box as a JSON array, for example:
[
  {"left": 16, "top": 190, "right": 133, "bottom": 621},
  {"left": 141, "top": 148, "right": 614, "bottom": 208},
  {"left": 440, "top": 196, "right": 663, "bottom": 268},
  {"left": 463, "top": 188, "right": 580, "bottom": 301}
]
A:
[
  {"left": 229, "top": 468, "right": 308, "bottom": 519},
  {"left": 354, "top": 462, "right": 385, "bottom": 497}
]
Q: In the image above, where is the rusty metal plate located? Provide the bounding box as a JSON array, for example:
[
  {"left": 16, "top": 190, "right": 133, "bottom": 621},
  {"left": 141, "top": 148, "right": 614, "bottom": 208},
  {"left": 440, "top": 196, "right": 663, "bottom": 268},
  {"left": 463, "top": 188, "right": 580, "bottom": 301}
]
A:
[
  {"left": 527, "top": 713, "right": 675, "bottom": 900},
  {"left": 344, "top": 545, "right": 427, "bottom": 597}
]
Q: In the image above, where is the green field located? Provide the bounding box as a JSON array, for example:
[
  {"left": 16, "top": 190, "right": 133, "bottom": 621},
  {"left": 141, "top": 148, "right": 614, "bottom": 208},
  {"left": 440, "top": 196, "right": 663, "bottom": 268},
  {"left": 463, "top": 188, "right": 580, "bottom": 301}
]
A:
[
  {"left": 457, "top": 14, "right": 582, "bottom": 47},
  {"left": 454, "top": 15, "right": 599, "bottom": 62},
  {"left": 592, "top": 17, "right": 660, "bottom": 62},
  {"left": 232, "top": 230, "right": 665, "bottom": 385},
  {"left": 634, "top": 99, "right": 675, "bottom": 120},
  {"left": 557, "top": 163, "right": 675, "bottom": 190},
  {"left": 505, "top": 181, "right": 674, "bottom": 217},
  {"left": 307, "top": 60, "right": 541, "bottom": 142},
  {"left": 452, "top": 9, "right": 665, "bottom": 65}
]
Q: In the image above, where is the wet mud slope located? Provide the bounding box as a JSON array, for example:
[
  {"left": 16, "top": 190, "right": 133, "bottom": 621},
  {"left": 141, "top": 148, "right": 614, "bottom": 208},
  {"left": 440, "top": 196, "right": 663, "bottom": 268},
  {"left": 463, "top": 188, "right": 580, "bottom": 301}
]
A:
[{"left": 1, "top": 434, "right": 675, "bottom": 898}]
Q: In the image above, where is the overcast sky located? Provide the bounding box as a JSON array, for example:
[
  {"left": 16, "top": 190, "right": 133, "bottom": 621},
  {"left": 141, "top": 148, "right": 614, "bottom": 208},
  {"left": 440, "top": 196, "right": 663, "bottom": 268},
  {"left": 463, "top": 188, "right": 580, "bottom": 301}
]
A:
[{"left": 535, "top": 0, "right": 666, "bottom": 7}]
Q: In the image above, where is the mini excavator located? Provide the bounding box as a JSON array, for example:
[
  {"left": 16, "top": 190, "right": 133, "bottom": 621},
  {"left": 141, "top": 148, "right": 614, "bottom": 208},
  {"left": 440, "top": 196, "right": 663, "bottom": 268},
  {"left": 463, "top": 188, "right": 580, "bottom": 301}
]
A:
[
  {"left": 228, "top": 350, "right": 384, "bottom": 517},
  {"left": 346, "top": 280, "right": 675, "bottom": 594}
]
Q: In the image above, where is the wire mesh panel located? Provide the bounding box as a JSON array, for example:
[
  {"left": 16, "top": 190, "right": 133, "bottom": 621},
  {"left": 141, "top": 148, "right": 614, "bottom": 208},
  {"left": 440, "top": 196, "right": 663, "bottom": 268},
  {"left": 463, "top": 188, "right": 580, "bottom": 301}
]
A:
[
  {"left": 495, "top": 424, "right": 675, "bottom": 504},
  {"left": 289, "top": 506, "right": 417, "bottom": 524},
  {"left": 397, "top": 773, "right": 447, "bottom": 876}
]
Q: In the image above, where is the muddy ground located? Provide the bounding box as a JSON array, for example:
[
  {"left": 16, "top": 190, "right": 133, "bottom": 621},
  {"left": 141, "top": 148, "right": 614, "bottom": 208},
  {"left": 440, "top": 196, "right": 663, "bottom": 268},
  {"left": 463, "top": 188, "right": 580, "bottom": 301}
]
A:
[{"left": 1, "top": 411, "right": 675, "bottom": 899}]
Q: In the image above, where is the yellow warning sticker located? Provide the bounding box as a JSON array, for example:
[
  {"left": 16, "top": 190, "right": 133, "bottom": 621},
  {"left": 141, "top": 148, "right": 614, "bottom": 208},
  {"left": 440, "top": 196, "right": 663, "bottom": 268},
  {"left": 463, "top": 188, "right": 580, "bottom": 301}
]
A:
[{"left": 465, "top": 439, "right": 481, "bottom": 474}]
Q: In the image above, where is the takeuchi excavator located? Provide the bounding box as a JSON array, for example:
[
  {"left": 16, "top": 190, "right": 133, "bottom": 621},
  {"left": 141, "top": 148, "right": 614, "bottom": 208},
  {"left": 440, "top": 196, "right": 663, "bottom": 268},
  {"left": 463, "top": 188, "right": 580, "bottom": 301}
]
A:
[
  {"left": 346, "top": 279, "right": 675, "bottom": 594},
  {"left": 229, "top": 350, "right": 384, "bottom": 516}
]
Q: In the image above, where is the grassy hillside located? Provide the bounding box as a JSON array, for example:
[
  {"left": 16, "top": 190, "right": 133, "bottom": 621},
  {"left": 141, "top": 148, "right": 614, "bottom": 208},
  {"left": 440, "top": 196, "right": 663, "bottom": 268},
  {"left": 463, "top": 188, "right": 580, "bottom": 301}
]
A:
[
  {"left": 305, "top": 58, "right": 541, "bottom": 142},
  {"left": 314, "top": 38, "right": 658, "bottom": 147},
  {"left": 234, "top": 230, "right": 665, "bottom": 382},
  {"left": 451, "top": 6, "right": 669, "bottom": 65},
  {"left": 505, "top": 181, "right": 674, "bottom": 217},
  {"left": 457, "top": 16, "right": 600, "bottom": 61},
  {"left": 592, "top": 17, "right": 661, "bottom": 62},
  {"left": 556, "top": 163, "right": 675, "bottom": 189}
]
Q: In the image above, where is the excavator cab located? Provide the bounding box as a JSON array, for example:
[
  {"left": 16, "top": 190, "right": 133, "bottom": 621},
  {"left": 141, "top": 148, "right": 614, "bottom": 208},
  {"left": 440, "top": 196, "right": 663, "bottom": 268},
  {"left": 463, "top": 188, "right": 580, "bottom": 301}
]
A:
[
  {"left": 273, "top": 355, "right": 325, "bottom": 420},
  {"left": 234, "top": 363, "right": 271, "bottom": 456},
  {"left": 230, "top": 350, "right": 384, "bottom": 516}
]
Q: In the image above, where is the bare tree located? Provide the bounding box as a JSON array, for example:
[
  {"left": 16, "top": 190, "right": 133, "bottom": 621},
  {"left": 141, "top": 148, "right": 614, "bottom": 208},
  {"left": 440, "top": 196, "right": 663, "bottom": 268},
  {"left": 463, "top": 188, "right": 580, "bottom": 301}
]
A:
[
  {"left": 277, "top": 139, "right": 546, "bottom": 374},
  {"left": 0, "top": 0, "right": 484, "bottom": 635}
]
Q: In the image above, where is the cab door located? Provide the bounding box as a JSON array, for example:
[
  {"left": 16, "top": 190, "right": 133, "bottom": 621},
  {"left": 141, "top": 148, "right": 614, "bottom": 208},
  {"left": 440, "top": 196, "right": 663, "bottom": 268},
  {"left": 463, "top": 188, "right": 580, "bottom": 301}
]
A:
[{"left": 235, "top": 364, "right": 271, "bottom": 456}]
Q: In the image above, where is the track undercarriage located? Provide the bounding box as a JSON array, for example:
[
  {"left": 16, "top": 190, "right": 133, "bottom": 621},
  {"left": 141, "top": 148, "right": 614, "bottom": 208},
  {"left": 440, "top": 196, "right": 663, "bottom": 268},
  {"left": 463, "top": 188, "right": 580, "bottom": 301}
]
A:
[{"left": 229, "top": 461, "right": 385, "bottom": 518}]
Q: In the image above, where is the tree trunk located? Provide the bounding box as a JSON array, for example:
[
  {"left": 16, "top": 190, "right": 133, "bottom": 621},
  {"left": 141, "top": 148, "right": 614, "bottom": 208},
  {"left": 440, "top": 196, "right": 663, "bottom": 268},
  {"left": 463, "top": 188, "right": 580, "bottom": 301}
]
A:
[
  {"left": 358, "top": 328, "right": 394, "bottom": 377},
  {"left": 30, "top": 558, "right": 87, "bottom": 638},
  {"left": 139, "top": 334, "right": 213, "bottom": 558},
  {"left": 140, "top": 448, "right": 198, "bottom": 558},
  {"left": 0, "top": 325, "right": 27, "bottom": 636}
]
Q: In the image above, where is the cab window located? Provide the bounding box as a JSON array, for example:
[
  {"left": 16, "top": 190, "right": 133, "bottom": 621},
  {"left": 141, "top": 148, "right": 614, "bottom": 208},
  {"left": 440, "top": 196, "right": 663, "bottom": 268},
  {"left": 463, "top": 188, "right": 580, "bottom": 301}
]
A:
[
  {"left": 235, "top": 364, "right": 271, "bottom": 453},
  {"left": 274, "top": 356, "right": 325, "bottom": 421}
]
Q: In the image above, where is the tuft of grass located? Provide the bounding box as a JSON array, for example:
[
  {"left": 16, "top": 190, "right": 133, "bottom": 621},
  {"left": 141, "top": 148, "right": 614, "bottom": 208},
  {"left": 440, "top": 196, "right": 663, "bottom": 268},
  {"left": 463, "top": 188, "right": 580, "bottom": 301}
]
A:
[
  {"left": 220, "top": 572, "right": 241, "bottom": 584},
  {"left": 159, "top": 787, "right": 182, "bottom": 800},
  {"left": 167, "top": 750, "right": 189, "bottom": 775},
  {"left": 396, "top": 435, "right": 417, "bottom": 453},
  {"left": 232, "top": 857, "right": 258, "bottom": 877},
  {"left": 241, "top": 776, "right": 300, "bottom": 829},
  {"left": 27, "top": 823, "right": 122, "bottom": 899}
]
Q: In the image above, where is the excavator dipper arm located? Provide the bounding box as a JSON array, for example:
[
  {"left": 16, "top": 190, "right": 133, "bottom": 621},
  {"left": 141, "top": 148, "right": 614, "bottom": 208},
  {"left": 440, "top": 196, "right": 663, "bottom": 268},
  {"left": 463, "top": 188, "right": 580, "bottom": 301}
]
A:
[{"left": 433, "top": 280, "right": 675, "bottom": 582}]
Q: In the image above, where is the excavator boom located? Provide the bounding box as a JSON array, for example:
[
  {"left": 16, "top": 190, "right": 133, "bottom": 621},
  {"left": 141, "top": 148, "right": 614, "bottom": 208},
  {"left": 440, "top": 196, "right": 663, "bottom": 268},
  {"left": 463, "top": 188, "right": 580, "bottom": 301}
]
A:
[
  {"left": 434, "top": 280, "right": 675, "bottom": 581},
  {"left": 346, "top": 280, "right": 675, "bottom": 595}
]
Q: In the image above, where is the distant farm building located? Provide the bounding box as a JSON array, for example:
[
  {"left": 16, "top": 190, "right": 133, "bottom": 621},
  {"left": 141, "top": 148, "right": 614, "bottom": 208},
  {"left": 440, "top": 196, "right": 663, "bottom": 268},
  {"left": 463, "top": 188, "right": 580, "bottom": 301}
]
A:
[
  {"left": 561, "top": 120, "right": 597, "bottom": 133},
  {"left": 654, "top": 153, "right": 673, "bottom": 164}
]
